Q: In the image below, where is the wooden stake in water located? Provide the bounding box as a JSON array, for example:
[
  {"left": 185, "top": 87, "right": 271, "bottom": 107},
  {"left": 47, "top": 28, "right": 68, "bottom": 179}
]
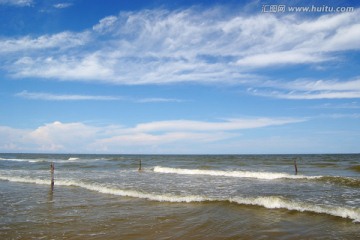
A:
[
  {"left": 50, "top": 162, "right": 55, "bottom": 190},
  {"left": 294, "top": 159, "right": 298, "bottom": 175},
  {"left": 138, "top": 159, "right": 142, "bottom": 172}
]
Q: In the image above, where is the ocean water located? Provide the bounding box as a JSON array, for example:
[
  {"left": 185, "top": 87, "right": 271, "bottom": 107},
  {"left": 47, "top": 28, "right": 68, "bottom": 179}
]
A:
[{"left": 0, "top": 153, "right": 359, "bottom": 239}]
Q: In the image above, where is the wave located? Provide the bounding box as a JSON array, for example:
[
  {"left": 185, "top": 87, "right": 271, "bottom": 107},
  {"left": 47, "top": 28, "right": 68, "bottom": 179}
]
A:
[
  {"left": 0, "top": 175, "right": 206, "bottom": 203},
  {"left": 153, "top": 166, "right": 320, "bottom": 180},
  {"left": 317, "top": 176, "right": 360, "bottom": 188},
  {"left": 0, "top": 174, "right": 359, "bottom": 222},
  {"left": 0, "top": 175, "right": 50, "bottom": 185},
  {"left": 0, "top": 157, "right": 46, "bottom": 163},
  {"left": 229, "top": 196, "right": 360, "bottom": 223},
  {"left": 349, "top": 165, "right": 360, "bottom": 173},
  {"left": 154, "top": 166, "right": 360, "bottom": 188},
  {"left": 68, "top": 157, "right": 80, "bottom": 161}
]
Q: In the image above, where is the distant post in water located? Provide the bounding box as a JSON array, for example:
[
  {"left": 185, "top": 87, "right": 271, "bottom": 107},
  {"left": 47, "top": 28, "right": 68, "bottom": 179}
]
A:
[
  {"left": 50, "top": 162, "right": 55, "bottom": 190},
  {"left": 294, "top": 159, "right": 298, "bottom": 175},
  {"left": 138, "top": 159, "right": 142, "bottom": 171}
]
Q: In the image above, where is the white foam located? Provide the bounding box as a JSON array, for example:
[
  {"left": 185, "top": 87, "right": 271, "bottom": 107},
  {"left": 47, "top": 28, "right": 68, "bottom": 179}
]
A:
[
  {"left": 0, "top": 158, "right": 46, "bottom": 163},
  {"left": 230, "top": 196, "right": 360, "bottom": 222},
  {"left": 153, "top": 166, "right": 320, "bottom": 180},
  {"left": 1, "top": 174, "right": 359, "bottom": 222},
  {"left": 68, "top": 157, "right": 80, "bottom": 161},
  {"left": 0, "top": 175, "right": 206, "bottom": 203},
  {"left": 0, "top": 158, "right": 31, "bottom": 162},
  {"left": 69, "top": 182, "right": 207, "bottom": 203},
  {"left": 0, "top": 175, "right": 49, "bottom": 185},
  {"left": 29, "top": 160, "right": 47, "bottom": 163}
]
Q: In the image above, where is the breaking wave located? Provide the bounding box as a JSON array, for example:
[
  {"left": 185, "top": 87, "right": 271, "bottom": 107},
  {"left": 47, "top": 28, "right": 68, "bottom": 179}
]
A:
[
  {"left": 0, "top": 174, "right": 359, "bottom": 222},
  {"left": 0, "top": 157, "right": 46, "bottom": 163},
  {"left": 153, "top": 166, "right": 360, "bottom": 187},
  {"left": 317, "top": 176, "right": 360, "bottom": 188},
  {"left": 229, "top": 196, "right": 360, "bottom": 223},
  {"left": 153, "top": 166, "right": 319, "bottom": 180},
  {"left": 0, "top": 175, "right": 206, "bottom": 203}
]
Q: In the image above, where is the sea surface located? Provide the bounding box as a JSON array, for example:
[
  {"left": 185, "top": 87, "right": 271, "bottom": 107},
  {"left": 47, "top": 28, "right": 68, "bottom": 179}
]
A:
[{"left": 0, "top": 153, "right": 359, "bottom": 239}]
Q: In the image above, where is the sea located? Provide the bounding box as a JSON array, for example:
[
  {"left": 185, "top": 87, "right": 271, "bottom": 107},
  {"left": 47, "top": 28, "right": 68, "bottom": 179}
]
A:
[{"left": 0, "top": 153, "right": 359, "bottom": 239}]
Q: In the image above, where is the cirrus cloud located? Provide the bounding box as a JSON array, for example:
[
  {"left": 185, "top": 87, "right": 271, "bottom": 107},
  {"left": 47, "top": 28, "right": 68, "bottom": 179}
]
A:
[
  {"left": 0, "top": 0, "right": 32, "bottom": 7},
  {"left": 248, "top": 78, "right": 360, "bottom": 99},
  {"left": 53, "top": 3, "right": 73, "bottom": 9},
  {"left": 15, "top": 90, "right": 122, "bottom": 101},
  {"left": 1, "top": 7, "right": 359, "bottom": 89},
  {"left": 0, "top": 31, "right": 90, "bottom": 54},
  {"left": 14, "top": 90, "right": 186, "bottom": 103}
]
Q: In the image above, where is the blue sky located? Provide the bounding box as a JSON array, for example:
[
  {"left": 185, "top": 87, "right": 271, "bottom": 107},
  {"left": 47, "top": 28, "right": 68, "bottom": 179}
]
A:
[{"left": 0, "top": 0, "right": 359, "bottom": 154}]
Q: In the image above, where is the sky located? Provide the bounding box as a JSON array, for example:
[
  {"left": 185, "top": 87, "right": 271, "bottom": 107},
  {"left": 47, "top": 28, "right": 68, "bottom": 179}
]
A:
[{"left": 0, "top": 0, "right": 359, "bottom": 154}]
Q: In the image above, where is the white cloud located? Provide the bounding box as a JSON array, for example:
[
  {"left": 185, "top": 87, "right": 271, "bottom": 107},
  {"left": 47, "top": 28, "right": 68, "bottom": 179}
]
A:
[
  {"left": 236, "top": 50, "right": 326, "bottom": 67},
  {"left": 53, "top": 3, "right": 72, "bottom": 9},
  {"left": 313, "top": 102, "right": 360, "bottom": 109},
  {"left": 15, "top": 90, "right": 186, "bottom": 103},
  {"left": 0, "top": 0, "right": 32, "bottom": 6},
  {"left": 2, "top": 7, "right": 359, "bottom": 86},
  {"left": 249, "top": 78, "right": 360, "bottom": 99},
  {"left": 0, "top": 118, "right": 304, "bottom": 153},
  {"left": 93, "top": 16, "right": 118, "bottom": 33},
  {"left": 296, "top": 11, "right": 354, "bottom": 32},
  {"left": 0, "top": 126, "right": 29, "bottom": 151},
  {"left": 12, "top": 53, "right": 114, "bottom": 81},
  {"left": 284, "top": 79, "right": 360, "bottom": 92},
  {"left": 264, "top": 91, "right": 360, "bottom": 100},
  {"left": 92, "top": 132, "right": 232, "bottom": 150},
  {"left": 320, "top": 23, "right": 360, "bottom": 51},
  {"left": 133, "top": 118, "right": 303, "bottom": 132},
  {"left": 0, "top": 31, "right": 89, "bottom": 54},
  {"left": 15, "top": 90, "right": 122, "bottom": 101},
  {"left": 25, "top": 121, "right": 99, "bottom": 151},
  {"left": 135, "top": 98, "right": 185, "bottom": 103}
]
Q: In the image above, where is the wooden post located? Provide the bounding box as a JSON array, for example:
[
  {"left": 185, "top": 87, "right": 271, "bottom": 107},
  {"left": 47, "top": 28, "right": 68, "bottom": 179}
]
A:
[
  {"left": 138, "top": 159, "right": 142, "bottom": 171},
  {"left": 50, "top": 162, "right": 55, "bottom": 190},
  {"left": 294, "top": 159, "right": 298, "bottom": 175}
]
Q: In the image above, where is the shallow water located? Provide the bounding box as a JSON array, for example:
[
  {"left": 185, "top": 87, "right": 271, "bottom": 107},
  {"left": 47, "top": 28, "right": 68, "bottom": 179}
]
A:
[{"left": 0, "top": 154, "right": 359, "bottom": 239}]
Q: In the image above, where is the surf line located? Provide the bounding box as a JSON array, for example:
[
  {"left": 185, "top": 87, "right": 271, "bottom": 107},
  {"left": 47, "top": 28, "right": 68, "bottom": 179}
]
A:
[
  {"left": 0, "top": 174, "right": 359, "bottom": 222},
  {"left": 153, "top": 166, "right": 319, "bottom": 180}
]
